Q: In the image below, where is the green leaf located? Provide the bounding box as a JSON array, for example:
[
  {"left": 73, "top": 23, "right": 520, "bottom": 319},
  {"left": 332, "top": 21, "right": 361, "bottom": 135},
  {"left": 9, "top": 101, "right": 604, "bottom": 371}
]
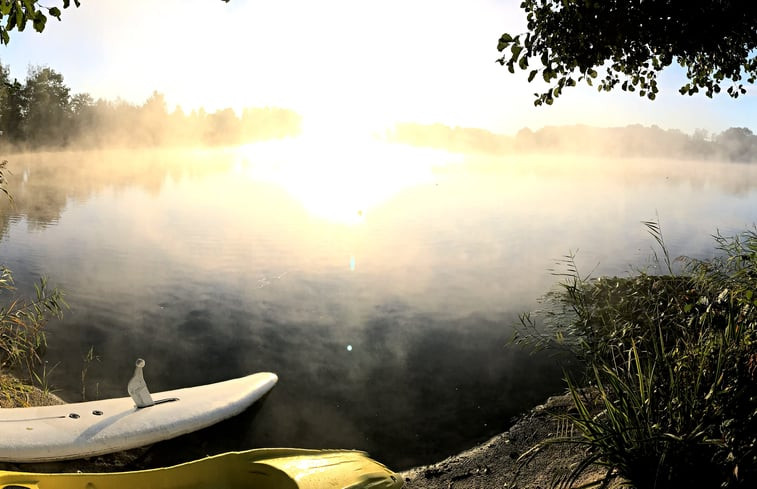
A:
[
  {"left": 497, "top": 33, "right": 513, "bottom": 51},
  {"left": 528, "top": 69, "right": 538, "bottom": 82},
  {"left": 15, "top": 7, "right": 24, "bottom": 30},
  {"left": 32, "top": 11, "right": 45, "bottom": 32},
  {"left": 511, "top": 44, "right": 523, "bottom": 60},
  {"left": 519, "top": 55, "right": 528, "bottom": 70},
  {"left": 49, "top": 7, "right": 61, "bottom": 20}
]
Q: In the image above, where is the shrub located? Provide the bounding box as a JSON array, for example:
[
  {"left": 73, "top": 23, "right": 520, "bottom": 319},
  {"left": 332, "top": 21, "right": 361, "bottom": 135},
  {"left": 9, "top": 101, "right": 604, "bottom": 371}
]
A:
[{"left": 516, "top": 223, "right": 757, "bottom": 488}]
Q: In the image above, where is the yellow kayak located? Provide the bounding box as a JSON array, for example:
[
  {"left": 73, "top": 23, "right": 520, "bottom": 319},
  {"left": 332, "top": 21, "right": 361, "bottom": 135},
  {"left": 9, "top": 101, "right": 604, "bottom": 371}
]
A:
[{"left": 0, "top": 448, "right": 404, "bottom": 489}]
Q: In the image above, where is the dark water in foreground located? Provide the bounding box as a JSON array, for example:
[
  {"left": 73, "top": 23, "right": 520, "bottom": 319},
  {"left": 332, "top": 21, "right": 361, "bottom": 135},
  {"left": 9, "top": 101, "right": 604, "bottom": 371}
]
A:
[{"left": 2, "top": 143, "right": 757, "bottom": 469}]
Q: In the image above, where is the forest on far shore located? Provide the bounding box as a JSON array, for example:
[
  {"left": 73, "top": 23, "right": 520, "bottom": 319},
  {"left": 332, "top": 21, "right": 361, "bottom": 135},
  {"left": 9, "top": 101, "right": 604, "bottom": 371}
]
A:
[
  {"left": 388, "top": 122, "right": 757, "bottom": 162},
  {"left": 6, "top": 62, "right": 754, "bottom": 164},
  {"left": 0, "top": 64, "right": 302, "bottom": 151}
]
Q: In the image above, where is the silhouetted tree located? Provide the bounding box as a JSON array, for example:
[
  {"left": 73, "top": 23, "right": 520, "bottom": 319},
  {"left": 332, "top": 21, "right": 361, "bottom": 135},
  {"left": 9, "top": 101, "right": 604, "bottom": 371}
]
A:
[
  {"left": 22, "top": 66, "right": 72, "bottom": 147},
  {"left": 140, "top": 91, "right": 168, "bottom": 146},
  {"left": 0, "top": 67, "right": 24, "bottom": 143},
  {"left": 498, "top": 1, "right": 757, "bottom": 105},
  {"left": 716, "top": 127, "right": 757, "bottom": 162},
  {"left": 205, "top": 108, "right": 241, "bottom": 145}
]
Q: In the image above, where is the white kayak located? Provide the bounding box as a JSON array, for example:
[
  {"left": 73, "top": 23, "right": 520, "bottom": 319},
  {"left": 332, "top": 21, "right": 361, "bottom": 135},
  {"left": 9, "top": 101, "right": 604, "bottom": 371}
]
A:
[{"left": 0, "top": 363, "right": 277, "bottom": 462}]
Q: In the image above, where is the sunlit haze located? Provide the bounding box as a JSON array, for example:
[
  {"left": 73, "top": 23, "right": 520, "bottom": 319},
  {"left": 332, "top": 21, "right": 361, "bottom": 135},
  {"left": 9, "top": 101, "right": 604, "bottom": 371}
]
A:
[
  {"left": 3, "top": 0, "right": 756, "bottom": 137},
  {"left": 236, "top": 137, "right": 460, "bottom": 223},
  {"left": 2, "top": 2, "right": 757, "bottom": 471}
]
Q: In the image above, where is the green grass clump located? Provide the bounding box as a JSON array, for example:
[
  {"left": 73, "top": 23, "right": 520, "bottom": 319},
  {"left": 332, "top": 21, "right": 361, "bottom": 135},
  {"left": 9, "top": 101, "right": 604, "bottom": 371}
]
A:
[
  {"left": 0, "top": 268, "right": 65, "bottom": 388},
  {"left": 516, "top": 223, "right": 757, "bottom": 488}
]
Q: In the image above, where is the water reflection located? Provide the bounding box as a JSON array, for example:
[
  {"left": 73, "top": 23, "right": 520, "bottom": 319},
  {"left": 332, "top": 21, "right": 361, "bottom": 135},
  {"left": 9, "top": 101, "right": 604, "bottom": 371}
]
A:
[{"left": 0, "top": 145, "right": 757, "bottom": 469}]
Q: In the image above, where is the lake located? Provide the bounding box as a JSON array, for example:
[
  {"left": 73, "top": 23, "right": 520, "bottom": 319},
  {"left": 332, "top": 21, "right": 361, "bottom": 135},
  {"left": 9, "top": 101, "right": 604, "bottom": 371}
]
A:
[{"left": 1, "top": 140, "right": 757, "bottom": 469}]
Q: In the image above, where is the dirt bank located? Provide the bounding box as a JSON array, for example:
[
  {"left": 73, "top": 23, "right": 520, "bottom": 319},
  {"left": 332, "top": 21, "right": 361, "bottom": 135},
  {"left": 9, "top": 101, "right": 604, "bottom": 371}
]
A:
[{"left": 400, "top": 392, "right": 627, "bottom": 489}]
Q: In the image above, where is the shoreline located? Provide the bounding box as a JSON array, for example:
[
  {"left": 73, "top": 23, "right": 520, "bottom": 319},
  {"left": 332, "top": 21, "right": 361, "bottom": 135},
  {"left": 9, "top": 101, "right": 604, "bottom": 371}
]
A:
[
  {"left": 2, "top": 374, "right": 624, "bottom": 487},
  {"left": 399, "top": 392, "right": 626, "bottom": 489}
]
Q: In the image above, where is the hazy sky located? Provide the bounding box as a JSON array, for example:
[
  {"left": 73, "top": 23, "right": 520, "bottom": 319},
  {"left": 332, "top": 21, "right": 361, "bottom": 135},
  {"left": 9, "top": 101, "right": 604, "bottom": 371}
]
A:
[{"left": 2, "top": 0, "right": 756, "bottom": 136}]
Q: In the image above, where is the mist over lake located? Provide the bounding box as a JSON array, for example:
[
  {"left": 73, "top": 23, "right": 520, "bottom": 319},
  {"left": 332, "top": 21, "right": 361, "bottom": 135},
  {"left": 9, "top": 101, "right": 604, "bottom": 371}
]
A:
[{"left": 1, "top": 143, "right": 757, "bottom": 469}]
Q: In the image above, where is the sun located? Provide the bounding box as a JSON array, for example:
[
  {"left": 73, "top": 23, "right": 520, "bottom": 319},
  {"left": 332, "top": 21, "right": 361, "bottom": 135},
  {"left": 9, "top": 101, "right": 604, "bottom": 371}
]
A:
[{"left": 234, "top": 126, "right": 453, "bottom": 225}]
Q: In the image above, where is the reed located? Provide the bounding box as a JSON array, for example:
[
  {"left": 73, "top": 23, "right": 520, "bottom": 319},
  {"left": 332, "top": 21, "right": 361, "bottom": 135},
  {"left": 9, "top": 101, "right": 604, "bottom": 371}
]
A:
[
  {"left": 515, "top": 222, "right": 757, "bottom": 488},
  {"left": 0, "top": 272, "right": 66, "bottom": 388},
  {"left": 0, "top": 161, "right": 66, "bottom": 391}
]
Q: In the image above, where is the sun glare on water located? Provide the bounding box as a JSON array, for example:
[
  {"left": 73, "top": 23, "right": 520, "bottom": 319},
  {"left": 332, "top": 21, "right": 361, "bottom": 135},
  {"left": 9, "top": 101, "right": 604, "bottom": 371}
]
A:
[{"left": 235, "top": 123, "right": 457, "bottom": 224}]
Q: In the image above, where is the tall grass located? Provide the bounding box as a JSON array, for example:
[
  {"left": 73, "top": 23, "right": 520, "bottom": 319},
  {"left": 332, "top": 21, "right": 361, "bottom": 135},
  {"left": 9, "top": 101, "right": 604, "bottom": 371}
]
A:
[
  {"left": 0, "top": 270, "right": 66, "bottom": 388},
  {"left": 0, "top": 161, "right": 66, "bottom": 392},
  {"left": 515, "top": 223, "right": 757, "bottom": 488}
]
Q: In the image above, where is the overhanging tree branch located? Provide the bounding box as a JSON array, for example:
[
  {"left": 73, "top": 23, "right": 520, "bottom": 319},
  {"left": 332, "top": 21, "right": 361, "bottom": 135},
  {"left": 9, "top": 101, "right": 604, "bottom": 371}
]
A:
[{"left": 498, "top": 0, "right": 757, "bottom": 106}]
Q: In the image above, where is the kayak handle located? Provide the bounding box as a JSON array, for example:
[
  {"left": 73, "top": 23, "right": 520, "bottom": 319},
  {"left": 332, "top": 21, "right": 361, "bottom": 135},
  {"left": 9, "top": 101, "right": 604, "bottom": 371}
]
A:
[
  {"left": 128, "top": 358, "right": 154, "bottom": 408},
  {"left": 136, "top": 397, "right": 179, "bottom": 409}
]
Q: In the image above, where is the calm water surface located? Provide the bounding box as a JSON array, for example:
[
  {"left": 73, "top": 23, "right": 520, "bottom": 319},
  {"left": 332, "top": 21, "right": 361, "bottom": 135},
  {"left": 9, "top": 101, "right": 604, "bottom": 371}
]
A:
[{"left": 2, "top": 142, "right": 757, "bottom": 469}]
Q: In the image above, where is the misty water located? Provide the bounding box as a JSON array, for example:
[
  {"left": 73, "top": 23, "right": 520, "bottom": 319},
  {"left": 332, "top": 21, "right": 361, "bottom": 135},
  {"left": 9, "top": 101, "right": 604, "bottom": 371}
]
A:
[{"left": 2, "top": 142, "right": 757, "bottom": 469}]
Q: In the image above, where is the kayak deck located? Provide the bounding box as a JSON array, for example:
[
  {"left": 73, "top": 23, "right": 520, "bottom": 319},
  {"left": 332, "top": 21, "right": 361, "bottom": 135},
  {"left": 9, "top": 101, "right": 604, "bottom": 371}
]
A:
[
  {"left": 0, "top": 372, "right": 278, "bottom": 462},
  {"left": 0, "top": 448, "right": 404, "bottom": 489}
]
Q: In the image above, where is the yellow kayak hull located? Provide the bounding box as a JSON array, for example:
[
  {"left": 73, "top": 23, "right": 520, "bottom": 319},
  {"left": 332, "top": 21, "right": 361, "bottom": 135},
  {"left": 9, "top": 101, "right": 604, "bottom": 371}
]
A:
[{"left": 0, "top": 448, "right": 404, "bottom": 489}]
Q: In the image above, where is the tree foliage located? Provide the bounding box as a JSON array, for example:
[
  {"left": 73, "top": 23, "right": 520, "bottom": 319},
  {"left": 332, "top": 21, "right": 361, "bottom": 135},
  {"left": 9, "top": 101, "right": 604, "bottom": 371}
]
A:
[
  {"left": 0, "top": 63, "right": 302, "bottom": 149},
  {"left": 0, "top": 1, "right": 231, "bottom": 45},
  {"left": 498, "top": 1, "right": 757, "bottom": 106},
  {"left": 0, "top": 0, "right": 80, "bottom": 45},
  {"left": 22, "top": 66, "right": 71, "bottom": 146}
]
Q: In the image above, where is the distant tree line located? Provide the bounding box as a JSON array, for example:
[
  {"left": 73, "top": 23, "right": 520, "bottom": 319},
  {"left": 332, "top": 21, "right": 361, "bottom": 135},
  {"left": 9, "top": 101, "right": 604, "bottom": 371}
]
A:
[
  {"left": 0, "top": 64, "right": 302, "bottom": 150},
  {"left": 388, "top": 122, "right": 757, "bottom": 162}
]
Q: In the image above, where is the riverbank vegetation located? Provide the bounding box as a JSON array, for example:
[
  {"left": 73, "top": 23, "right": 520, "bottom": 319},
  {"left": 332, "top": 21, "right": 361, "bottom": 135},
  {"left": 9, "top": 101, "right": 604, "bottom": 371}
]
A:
[
  {"left": 0, "top": 162, "right": 65, "bottom": 395},
  {"left": 515, "top": 222, "right": 757, "bottom": 488}
]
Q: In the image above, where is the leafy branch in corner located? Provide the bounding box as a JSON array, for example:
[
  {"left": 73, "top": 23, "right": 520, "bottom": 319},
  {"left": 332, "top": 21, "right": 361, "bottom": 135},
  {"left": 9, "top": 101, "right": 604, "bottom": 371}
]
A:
[
  {"left": 497, "top": 1, "right": 757, "bottom": 106},
  {"left": 0, "top": 0, "right": 80, "bottom": 45}
]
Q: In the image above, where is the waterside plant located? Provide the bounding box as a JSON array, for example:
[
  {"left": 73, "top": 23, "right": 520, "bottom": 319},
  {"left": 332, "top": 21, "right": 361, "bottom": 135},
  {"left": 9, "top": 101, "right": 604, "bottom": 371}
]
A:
[
  {"left": 515, "top": 222, "right": 757, "bottom": 488},
  {"left": 0, "top": 161, "right": 66, "bottom": 394}
]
